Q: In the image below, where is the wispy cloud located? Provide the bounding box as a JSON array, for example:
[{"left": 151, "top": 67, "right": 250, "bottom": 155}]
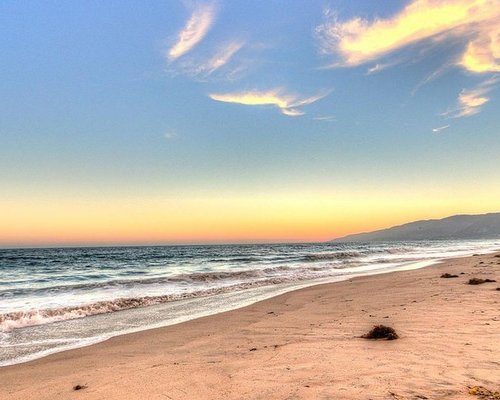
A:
[
  {"left": 443, "top": 76, "right": 499, "bottom": 118},
  {"left": 432, "top": 124, "right": 450, "bottom": 133},
  {"left": 164, "top": 130, "right": 177, "bottom": 140},
  {"left": 366, "top": 63, "right": 392, "bottom": 75},
  {"left": 411, "top": 62, "right": 453, "bottom": 96},
  {"left": 365, "top": 57, "right": 406, "bottom": 75},
  {"left": 167, "top": 3, "right": 216, "bottom": 61},
  {"left": 202, "top": 41, "right": 244, "bottom": 75},
  {"left": 316, "top": 0, "right": 500, "bottom": 73},
  {"left": 281, "top": 108, "right": 305, "bottom": 117},
  {"left": 208, "top": 89, "right": 330, "bottom": 116},
  {"left": 457, "top": 90, "right": 489, "bottom": 117},
  {"left": 313, "top": 115, "right": 336, "bottom": 122},
  {"left": 174, "top": 41, "right": 245, "bottom": 79}
]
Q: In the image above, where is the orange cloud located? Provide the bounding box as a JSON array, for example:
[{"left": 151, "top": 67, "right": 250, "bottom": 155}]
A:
[
  {"left": 316, "top": 0, "right": 500, "bottom": 73},
  {"left": 460, "top": 25, "right": 500, "bottom": 73},
  {"left": 443, "top": 76, "right": 499, "bottom": 118},
  {"left": 209, "top": 89, "right": 328, "bottom": 116}
]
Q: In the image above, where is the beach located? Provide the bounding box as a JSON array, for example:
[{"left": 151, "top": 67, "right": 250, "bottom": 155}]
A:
[{"left": 1, "top": 251, "right": 499, "bottom": 399}]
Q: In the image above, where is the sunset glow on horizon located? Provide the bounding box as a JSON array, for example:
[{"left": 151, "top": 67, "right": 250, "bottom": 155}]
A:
[{"left": 2, "top": 186, "right": 500, "bottom": 247}]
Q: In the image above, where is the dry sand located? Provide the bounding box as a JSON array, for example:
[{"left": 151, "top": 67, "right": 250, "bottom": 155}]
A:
[{"left": 1, "top": 252, "right": 499, "bottom": 399}]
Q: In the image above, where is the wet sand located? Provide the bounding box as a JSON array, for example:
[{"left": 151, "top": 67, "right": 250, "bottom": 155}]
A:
[{"left": 1, "top": 252, "right": 499, "bottom": 399}]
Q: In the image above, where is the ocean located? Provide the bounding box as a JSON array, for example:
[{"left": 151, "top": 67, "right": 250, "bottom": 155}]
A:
[{"left": 1, "top": 240, "right": 498, "bottom": 366}]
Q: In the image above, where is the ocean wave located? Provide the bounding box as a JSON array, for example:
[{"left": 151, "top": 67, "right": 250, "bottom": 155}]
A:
[
  {"left": 0, "top": 268, "right": 274, "bottom": 297},
  {"left": 302, "top": 247, "right": 414, "bottom": 262},
  {"left": 302, "top": 251, "right": 364, "bottom": 261},
  {"left": 0, "top": 259, "right": 371, "bottom": 299},
  {"left": 169, "top": 269, "right": 263, "bottom": 282},
  {"left": 205, "top": 256, "right": 263, "bottom": 263},
  {"left": 0, "top": 277, "right": 295, "bottom": 332},
  {"left": 383, "top": 247, "right": 414, "bottom": 254},
  {"left": 2, "top": 262, "right": 366, "bottom": 332}
]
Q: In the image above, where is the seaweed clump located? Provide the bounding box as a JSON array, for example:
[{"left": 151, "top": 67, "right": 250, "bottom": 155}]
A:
[
  {"left": 362, "top": 325, "right": 399, "bottom": 340},
  {"left": 468, "top": 278, "right": 497, "bottom": 285},
  {"left": 441, "top": 273, "right": 459, "bottom": 278},
  {"left": 468, "top": 385, "right": 500, "bottom": 399}
]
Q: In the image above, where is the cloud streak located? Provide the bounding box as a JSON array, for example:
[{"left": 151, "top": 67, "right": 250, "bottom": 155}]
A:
[
  {"left": 366, "top": 62, "right": 393, "bottom": 75},
  {"left": 432, "top": 124, "right": 450, "bottom": 133},
  {"left": 176, "top": 41, "right": 245, "bottom": 78},
  {"left": 316, "top": 0, "right": 500, "bottom": 73},
  {"left": 313, "top": 115, "right": 336, "bottom": 122},
  {"left": 202, "top": 41, "right": 244, "bottom": 75},
  {"left": 209, "top": 89, "right": 329, "bottom": 116},
  {"left": 443, "top": 76, "right": 499, "bottom": 118},
  {"left": 167, "top": 3, "right": 216, "bottom": 61}
]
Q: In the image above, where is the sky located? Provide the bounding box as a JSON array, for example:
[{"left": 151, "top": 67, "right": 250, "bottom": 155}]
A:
[{"left": 1, "top": 0, "right": 499, "bottom": 247}]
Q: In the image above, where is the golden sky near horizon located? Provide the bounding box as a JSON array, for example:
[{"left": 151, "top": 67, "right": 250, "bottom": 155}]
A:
[{"left": 2, "top": 187, "right": 499, "bottom": 246}]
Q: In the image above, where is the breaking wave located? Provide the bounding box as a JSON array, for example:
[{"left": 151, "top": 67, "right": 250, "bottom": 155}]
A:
[
  {"left": 2, "top": 241, "right": 496, "bottom": 336},
  {"left": 302, "top": 251, "right": 362, "bottom": 261},
  {"left": 0, "top": 261, "right": 366, "bottom": 332},
  {"left": 302, "top": 247, "right": 415, "bottom": 262},
  {"left": 0, "top": 277, "right": 295, "bottom": 332}
]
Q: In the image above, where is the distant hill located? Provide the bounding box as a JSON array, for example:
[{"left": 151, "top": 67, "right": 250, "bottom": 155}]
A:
[{"left": 332, "top": 213, "right": 500, "bottom": 242}]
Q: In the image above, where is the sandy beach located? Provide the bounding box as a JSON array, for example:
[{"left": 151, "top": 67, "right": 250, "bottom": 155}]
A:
[{"left": 1, "top": 252, "right": 499, "bottom": 400}]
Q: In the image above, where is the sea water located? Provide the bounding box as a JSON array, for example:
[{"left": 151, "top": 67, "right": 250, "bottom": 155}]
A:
[{"left": 1, "top": 240, "right": 498, "bottom": 366}]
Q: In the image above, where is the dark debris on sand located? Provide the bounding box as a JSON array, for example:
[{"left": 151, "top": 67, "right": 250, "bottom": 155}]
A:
[
  {"left": 362, "top": 325, "right": 399, "bottom": 340},
  {"left": 441, "top": 273, "right": 459, "bottom": 278},
  {"left": 468, "top": 278, "right": 497, "bottom": 285},
  {"left": 73, "top": 384, "right": 88, "bottom": 391},
  {"left": 468, "top": 385, "right": 500, "bottom": 399}
]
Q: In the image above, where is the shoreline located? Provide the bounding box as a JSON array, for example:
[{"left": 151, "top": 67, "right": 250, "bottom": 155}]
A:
[
  {"left": 0, "top": 256, "right": 447, "bottom": 367},
  {"left": 1, "top": 252, "right": 499, "bottom": 399},
  {"left": 0, "top": 256, "right": 464, "bottom": 367}
]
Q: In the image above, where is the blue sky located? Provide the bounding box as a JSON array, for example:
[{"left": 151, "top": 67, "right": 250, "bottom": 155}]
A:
[{"left": 1, "top": 1, "right": 499, "bottom": 246}]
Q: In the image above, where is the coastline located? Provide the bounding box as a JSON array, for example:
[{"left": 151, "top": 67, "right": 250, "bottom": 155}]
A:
[
  {"left": 1, "top": 252, "right": 499, "bottom": 399},
  {"left": 0, "top": 256, "right": 445, "bottom": 368}
]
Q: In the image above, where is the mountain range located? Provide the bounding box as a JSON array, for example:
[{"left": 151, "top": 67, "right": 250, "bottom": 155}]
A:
[{"left": 333, "top": 213, "right": 500, "bottom": 242}]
